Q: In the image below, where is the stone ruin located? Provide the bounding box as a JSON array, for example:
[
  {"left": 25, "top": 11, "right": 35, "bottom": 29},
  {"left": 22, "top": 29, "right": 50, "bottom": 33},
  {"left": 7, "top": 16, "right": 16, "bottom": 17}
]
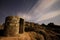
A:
[
  {"left": 1, "top": 16, "right": 45, "bottom": 37},
  {"left": 0, "top": 16, "right": 60, "bottom": 40},
  {"left": 3, "top": 16, "right": 25, "bottom": 36}
]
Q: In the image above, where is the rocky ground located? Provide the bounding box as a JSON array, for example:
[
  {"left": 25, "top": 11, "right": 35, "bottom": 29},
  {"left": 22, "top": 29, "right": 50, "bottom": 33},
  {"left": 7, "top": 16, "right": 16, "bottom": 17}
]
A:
[{"left": 0, "top": 26, "right": 60, "bottom": 40}]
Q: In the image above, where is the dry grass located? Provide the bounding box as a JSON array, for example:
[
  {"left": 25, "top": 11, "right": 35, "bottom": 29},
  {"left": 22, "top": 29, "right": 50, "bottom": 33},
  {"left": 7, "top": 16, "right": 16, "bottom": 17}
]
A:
[{"left": 0, "top": 32, "right": 45, "bottom": 40}]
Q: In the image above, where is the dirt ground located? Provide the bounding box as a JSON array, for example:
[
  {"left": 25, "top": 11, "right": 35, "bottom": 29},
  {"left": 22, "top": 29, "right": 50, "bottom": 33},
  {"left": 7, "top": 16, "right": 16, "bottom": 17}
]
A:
[{"left": 0, "top": 32, "right": 34, "bottom": 40}]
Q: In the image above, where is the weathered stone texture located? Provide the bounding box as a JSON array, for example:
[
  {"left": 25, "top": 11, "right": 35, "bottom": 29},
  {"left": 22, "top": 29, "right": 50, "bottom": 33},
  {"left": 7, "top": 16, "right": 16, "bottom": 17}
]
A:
[
  {"left": 4, "top": 16, "right": 20, "bottom": 36},
  {"left": 19, "top": 18, "right": 24, "bottom": 33},
  {"left": 0, "top": 16, "right": 59, "bottom": 40}
]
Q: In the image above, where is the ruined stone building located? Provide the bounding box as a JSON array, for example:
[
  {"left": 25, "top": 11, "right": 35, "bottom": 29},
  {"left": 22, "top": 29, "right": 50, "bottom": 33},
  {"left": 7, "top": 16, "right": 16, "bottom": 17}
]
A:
[
  {"left": 0, "top": 16, "right": 60, "bottom": 40},
  {"left": 0, "top": 16, "right": 44, "bottom": 36}
]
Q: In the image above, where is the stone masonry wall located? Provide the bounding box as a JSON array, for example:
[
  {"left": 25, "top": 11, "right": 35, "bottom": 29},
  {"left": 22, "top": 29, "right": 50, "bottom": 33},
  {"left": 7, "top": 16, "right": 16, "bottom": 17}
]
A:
[{"left": 4, "top": 16, "right": 20, "bottom": 36}]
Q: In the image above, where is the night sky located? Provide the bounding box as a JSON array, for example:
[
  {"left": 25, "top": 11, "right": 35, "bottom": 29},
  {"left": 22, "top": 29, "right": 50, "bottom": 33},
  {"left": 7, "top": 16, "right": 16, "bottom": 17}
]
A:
[
  {"left": 0, "top": 0, "right": 60, "bottom": 25},
  {"left": 0, "top": 0, "right": 38, "bottom": 23}
]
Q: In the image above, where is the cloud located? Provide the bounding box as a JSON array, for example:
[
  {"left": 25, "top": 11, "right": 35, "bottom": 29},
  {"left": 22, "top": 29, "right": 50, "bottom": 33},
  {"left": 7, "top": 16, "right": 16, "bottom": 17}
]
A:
[
  {"left": 17, "top": 0, "right": 60, "bottom": 25},
  {"left": 28, "top": 0, "right": 57, "bottom": 20},
  {"left": 36, "top": 10, "right": 60, "bottom": 22},
  {"left": 29, "top": 0, "right": 57, "bottom": 13},
  {"left": 39, "top": 0, "right": 57, "bottom": 10},
  {"left": 17, "top": 13, "right": 31, "bottom": 21}
]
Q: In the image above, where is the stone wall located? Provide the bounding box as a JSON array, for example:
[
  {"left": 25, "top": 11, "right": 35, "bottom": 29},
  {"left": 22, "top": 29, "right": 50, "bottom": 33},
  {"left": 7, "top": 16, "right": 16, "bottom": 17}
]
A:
[
  {"left": 19, "top": 18, "right": 24, "bottom": 33},
  {"left": 0, "top": 24, "right": 4, "bottom": 30},
  {"left": 25, "top": 21, "right": 44, "bottom": 28},
  {"left": 4, "top": 16, "right": 20, "bottom": 36}
]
